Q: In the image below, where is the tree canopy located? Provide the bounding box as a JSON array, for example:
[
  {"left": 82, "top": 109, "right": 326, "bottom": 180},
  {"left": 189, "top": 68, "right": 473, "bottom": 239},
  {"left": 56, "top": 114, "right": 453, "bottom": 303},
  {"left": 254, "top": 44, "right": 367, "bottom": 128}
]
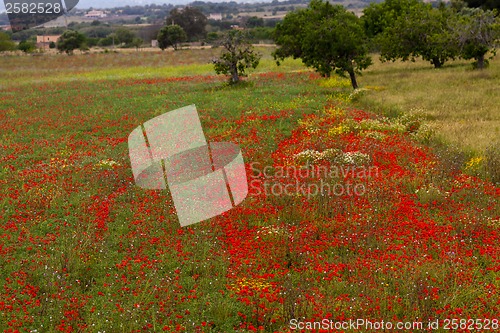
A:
[
  {"left": 362, "top": 0, "right": 423, "bottom": 38},
  {"left": 453, "top": 7, "right": 500, "bottom": 68},
  {"left": 274, "top": 0, "right": 372, "bottom": 89},
  {"left": 245, "top": 16, "right": 264, "bottom": 28},
  {"left": 114, "top": 27, "right": 136, "bottom": 46},
  {"left": 213, "top": 30, "right": 261, "bottom": 84},
  {"left": 166, "top": 7, "right": 207, "bottom": 41},
  {"left": 157, "top": 25, "right": 187, "bottom": 50},
  {"left": 363, "top": 0, "right": 500, "bottom": 69},
  {"left": 17, "top": 40, "right": 36, "bottom": 53},
  {"left": 57, "top": 30, "right": 86, "bottom": 55},
  {"left": 0, "top": 32, "right": 16, "bottom": 52},
  {"left": 376, "top": 5, "right": 461, "bottom": 68}
]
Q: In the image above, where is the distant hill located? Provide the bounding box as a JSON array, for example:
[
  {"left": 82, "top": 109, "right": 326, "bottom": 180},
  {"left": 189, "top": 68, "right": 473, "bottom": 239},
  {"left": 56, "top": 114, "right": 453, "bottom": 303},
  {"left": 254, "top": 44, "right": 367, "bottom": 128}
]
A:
[{"left": 1, "top": 0, "right": 278, "bottom": 12}]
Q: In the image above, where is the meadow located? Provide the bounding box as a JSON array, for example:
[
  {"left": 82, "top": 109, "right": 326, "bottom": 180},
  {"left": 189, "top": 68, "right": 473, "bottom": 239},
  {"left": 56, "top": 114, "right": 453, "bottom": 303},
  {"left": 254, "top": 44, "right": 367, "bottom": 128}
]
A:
[
  {"left": 355, "top": 54, "right": 500, "bottom": 159},
  {"left": 0, "top": 48, "right": 499, "bottom": 332}
]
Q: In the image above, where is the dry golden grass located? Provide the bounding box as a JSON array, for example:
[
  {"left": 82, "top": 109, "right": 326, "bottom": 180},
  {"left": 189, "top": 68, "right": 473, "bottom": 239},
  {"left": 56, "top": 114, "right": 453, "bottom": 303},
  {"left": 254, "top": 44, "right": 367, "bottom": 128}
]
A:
[{"left": 355, "top": 54, "right": 500, "bottom": 155}]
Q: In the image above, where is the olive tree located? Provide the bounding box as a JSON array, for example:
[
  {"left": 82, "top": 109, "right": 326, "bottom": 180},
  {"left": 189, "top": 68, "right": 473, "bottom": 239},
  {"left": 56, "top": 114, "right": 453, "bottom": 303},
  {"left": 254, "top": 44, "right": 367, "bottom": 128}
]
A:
[
  {"left": 375, "top": 5, "right": 461, "bottom": 68},
  {"left": 212, "top": 30, "right": 261, "bottom": 84},
  {"left": 57, "top": 30, "right": 86, "bottom": 55},
  {"left": 454, "top": 7, "right": 500, "bottom": 69},
  {"left": 274, "top": 0, "right": 372, "bottom": 89},
  {"left": 157, "top": 25, "right": 187, "bottom": 50}
]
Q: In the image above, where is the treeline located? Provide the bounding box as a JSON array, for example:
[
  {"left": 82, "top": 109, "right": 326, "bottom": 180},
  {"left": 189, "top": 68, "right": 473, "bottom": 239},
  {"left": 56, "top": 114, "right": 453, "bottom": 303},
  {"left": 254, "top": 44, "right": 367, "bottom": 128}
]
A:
[
  {"left": 108, "top": 0, "right": 309, "bottom": 16},
  {"left": 157, "top": 7, "right": 275, "bottom": 50},
  {"left": 362, "top": 0, "right": 500, "bottom": 68},
  {"left": 0, "top": 21, "right": 159, "bottom": 51},
  {"left": 364, "top": 0, "right": 500, "bottom": 69},
  {"left": 1, "top": 0, "right": 498, "bottom": 68},
  {"left": 273, "top": 0, "right": 499, "bottom": 89},
  {"left": 0, "top": 3, "right": 277, "bottom": 54}
]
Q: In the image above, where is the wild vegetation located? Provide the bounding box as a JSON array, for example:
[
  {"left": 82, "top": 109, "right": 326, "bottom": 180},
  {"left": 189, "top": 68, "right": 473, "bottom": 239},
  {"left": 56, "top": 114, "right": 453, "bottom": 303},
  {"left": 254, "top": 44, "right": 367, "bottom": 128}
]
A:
[
  {"left": 1, "top": 0, "right": 499, "bottom": 331},
  {"left": 213, "top": 30, "right": 262, "bottom": 84},
  {"left": 1, "top": 44, "right": 499, "bottom": 331},
  {"left": 274, "top": 0, "right": 373, "bottom": 89},
  {"left": 355, "top": 54, "right": 500, "bottom": 173}
]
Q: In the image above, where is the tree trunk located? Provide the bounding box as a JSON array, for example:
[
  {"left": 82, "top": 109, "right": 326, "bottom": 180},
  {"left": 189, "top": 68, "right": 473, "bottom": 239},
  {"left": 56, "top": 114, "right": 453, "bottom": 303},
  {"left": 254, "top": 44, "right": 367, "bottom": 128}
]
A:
[
  {"left": 476, "top": 54, "right": 485, "bottom": 69},
  {"left": 432, "top": 58, "right": 442, "bottom": 68},
  {"left": 231, "top": 70, "right": 239, "bottom": 84},
  {"left": 231, "top": 64, "right": 239, "bottom": 84},
  {"left": 348, "top": 69, "right": 358, "bottom": 90}
]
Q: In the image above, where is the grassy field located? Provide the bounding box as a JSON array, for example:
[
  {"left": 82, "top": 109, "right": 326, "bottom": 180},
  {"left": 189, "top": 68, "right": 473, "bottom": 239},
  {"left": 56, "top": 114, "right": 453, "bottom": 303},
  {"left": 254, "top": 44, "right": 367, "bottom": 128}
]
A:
[
  {"left": 0, "top": 49, "right": 499, "bottom": 332},
  {"left": 356, "top": 54, "right": 500, "bottom": 156},
  {"left": 0, "top": 47, "right": 304, "bottom": 85}
]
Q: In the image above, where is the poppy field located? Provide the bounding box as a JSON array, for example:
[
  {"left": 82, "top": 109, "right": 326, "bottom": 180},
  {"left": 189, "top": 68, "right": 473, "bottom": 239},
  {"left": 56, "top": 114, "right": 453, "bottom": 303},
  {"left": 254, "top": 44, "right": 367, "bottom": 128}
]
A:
[{"left": 0, "top": 51, "right": 499, "bottom": 332}]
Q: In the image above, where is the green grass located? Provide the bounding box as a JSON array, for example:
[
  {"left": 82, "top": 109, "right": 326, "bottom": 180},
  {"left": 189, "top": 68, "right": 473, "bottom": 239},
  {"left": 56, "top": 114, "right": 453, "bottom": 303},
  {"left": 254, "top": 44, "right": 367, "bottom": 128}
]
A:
[
  {"left": 1, "top": 47, "right": 498, "bottom": 181},
  {"left": 1, "top": 47, "right": 499, "bottom": 332},
  {"left": 2, "top": 47, "right": 498, "bottom": 182},
  {"left": 0, "top": 46, "right": 305, "bottom": 86},
  {"left": 0, "top": 50, "right": 335, "bottom": 332}
]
